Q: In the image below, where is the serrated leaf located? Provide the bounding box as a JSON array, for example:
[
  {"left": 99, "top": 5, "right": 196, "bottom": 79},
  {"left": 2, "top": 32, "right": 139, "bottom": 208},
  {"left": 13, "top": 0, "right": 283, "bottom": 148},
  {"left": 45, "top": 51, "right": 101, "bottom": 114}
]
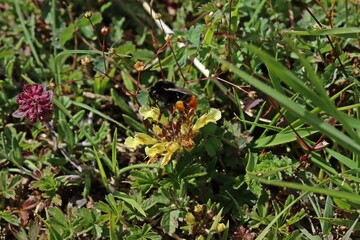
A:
[
  {"left": 114, "top": 42, "right": 136, "bottom": 55},
  {"left": 131, "top": 170, "right": 157, "bottom": 194},
  {"left": 59, "top": 24, "right": 75, "bottom": 47},
  {"left": 132, "top": 49, "right": 155, "bottom": 61},
  {"left": 47, "top": 207, "right": 68, "bottom": 228},
  {"left": 0, "top": 210, "right": 20, "bottom": 226},
  {"left": 198, "top": 2, "right": 218, "bottom": 13},
  {"left": 204, "top": 135, "right": 222, "bottom": 157},
  {"left": 114, "top": 192, "right": 146, "bottom": 217},
  {"left": 183, "top": 25, "right": 205, "bottom": 47},
  {"left": 160, "top": 210, "right": 180, "bottom": 235}
]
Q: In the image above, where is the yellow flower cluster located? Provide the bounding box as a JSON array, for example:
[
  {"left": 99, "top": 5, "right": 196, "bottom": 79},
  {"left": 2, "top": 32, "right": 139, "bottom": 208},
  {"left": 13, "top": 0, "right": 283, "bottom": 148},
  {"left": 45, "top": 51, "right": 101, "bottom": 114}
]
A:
[{"left": 124, "top": 106, "right": 221, "bottom": 166}]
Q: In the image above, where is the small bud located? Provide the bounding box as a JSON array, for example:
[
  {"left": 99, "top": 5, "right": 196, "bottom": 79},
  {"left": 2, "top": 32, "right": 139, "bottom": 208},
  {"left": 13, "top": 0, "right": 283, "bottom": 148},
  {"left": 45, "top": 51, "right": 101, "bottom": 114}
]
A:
[
  {"left": 134, "top": 61, "right": 145, "bottom": 71},
  {"left": 108, "top": 48, "right": 115, "bottom": 55},
  {"left": 216, "top": 223, "right": 226, "bottom": 233},
  {"left": 248, "top": 91, "right": 257, "bottom": 99},
  {"left": 185, "top": 212, "right": 196, "bottom": 225},
  {"left": 177, "top": 35, "right": 186, "bottom": 43},
  {"left": 155, "top": 13, "right": 162, "bottom": 20},
  {"left": 84, "top": 11, "right": 92, "bottom": 19},
  {"left": 194, "top": 204, "right": 203, "bottom": 213},
  {"left": 101, "top": 26, "right": 109, "bottom": 36},
  {"left": 219, "top": 54, "right": 226, "bottom": 60},
  {"left": 217, "top": 47, "right": 226, "bottom": 55},
  {"left": 49, "top": 82, "right": 56, "bottom": 90},
  {"left": 216, "top": 2, "right": 223, "bottom": 9},
  {"left": 81, "top": 56, "right": 91, "bottom": 66},
  {"left": 165, "top": 35, "right": 173, "bottom": 42},
  {"left": 196, "top": 236, "right": 205, "bottom": 240},
  {"left": 204, "top": 12, "right": 213, "bottom": 24}
]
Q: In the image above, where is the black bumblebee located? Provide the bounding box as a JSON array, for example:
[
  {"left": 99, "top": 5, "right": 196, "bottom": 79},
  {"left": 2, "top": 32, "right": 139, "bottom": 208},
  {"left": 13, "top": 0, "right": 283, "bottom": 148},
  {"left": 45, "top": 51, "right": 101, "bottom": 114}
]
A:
[{"left": 149, "top": 81, "right": 197, "bottom": 112}]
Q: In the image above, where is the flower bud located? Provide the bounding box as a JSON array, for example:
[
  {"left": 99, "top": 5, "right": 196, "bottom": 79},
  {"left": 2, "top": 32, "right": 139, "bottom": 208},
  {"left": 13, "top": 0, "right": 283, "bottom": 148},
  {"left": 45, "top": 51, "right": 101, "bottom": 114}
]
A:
[
  {"left": 101, "top": 26, "right": 110, "bottom": 36},
  {"left": 84, "top": 11, "right": 92, "bottom": 19},
  {"left": 134, "top": 61, "right": 145, "bottom": 71}
]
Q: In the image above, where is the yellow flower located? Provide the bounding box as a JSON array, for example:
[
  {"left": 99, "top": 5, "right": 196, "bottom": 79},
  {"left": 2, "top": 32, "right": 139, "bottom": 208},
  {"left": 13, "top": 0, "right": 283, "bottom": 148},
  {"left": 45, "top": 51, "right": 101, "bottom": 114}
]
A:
[
  {"left": 139, "top": 105, "right": 168, "bottom": 126},
  {"left": 152, "top": 124, "right": 163, "bottom": 136},
  {"left": 145, "top": 142, "right": 167, "bottom": 158},
  {"left": 161, "top": 142, "right": 181, "bottom": 166},
  {"left": 124, "top": 133, "right": 158, "bottom": 148},
  {"left": 192, "top": 108, "right": 222, "bottom": 133},
  {"left": 145, "top": 141, "right": 181, "bottom": 166},
  {"left": 124, "top": 105, "right": 222, "bottom": 166}
]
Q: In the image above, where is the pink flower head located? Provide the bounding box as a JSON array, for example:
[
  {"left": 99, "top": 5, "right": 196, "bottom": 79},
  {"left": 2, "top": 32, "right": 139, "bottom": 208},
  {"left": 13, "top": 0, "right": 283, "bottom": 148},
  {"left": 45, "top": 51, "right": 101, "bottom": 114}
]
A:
[{"left": 12, "top": 84, "right": 54, "bottom": 124}]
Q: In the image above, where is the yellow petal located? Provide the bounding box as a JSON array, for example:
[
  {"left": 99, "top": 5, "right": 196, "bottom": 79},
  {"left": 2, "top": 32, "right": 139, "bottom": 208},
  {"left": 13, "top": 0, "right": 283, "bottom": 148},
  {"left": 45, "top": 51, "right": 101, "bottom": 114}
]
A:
[
  {"left": 145, "top": 142, "right": 167, "bottom": 158},
  {"left": 180, "top": 123, "right": 190, "bottom": 135},
  {"left": 139, "top": 105, "right": 158, "bottom": 119},
  {"left": 168, "top": 141, "right": 181, "bottom": 153},
  {"left": 124, "top": 133, "right": 158, "bottom": 148},
  {"left": 160, "top": 142, "right": 181, "bottom": 166},
  {"left": 152, "top": 124, "right": 163, "bottom": 136},
  {"left": 139, "top": 105, "right": 168, "bottom": 125},
  {"left": 192, "top": 108, "right": 221, "bottom": 133}
]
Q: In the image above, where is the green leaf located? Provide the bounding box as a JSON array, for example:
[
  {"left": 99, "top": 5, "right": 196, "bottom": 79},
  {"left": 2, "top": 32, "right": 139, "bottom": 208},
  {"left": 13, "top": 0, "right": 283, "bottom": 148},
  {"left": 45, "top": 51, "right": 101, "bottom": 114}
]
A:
[
  {"left": 214, "top": 54, "right": 360, "bottom": 156},
  {"left": 0, "top": 169, "right": 22, "bottom": 200},
  {"left": 254, "top": 128, "right": 318, "bottom": 148},
  {"left": 204, "top": 23, "right": 215, "bottom": 45},
  {"left": 70, "top": 110, "right": 85, "bottom": 125},
  {"left": 206, "top": 208, "right": 223, "bottom": 240},
  {"left": 59, "top": 119, "right": 75, "bottom": 149},
  {"left": 93, "top": 148, "right": 109, "bottom": 192},
  {"left": 114, "top": 192, "right": 146, "bottom": 217},
  {"left": 343, "top": 215, "right": 360, "bottom": 239},
  {"left": 47, "top": 207, "right": 68, "bottom": 228},
  {"left": 75, "top": 12, "right": 102, "bottom": 28},
  {"left": 114, "top": 42, "right": 136, "bottom": 55},
  {"left": 284, "top": 27, "right": 360, "bottom": 38},
  {"left": 121, "top": 69, "right": 135, "bottom": 92},
  {"left": 323, "top": 191, "right": 334, "bottom": 236},
  {"left": 59, "top": 24, "right": 75, "bottom": 47},
  {"left": 131, "top": 169, "right": 158, "bottom": 194},
  {"left": 0, "top": 210, "right": 20, "bottom": 226},
  {"left": 160, "top": 210, "right": 180, "bottom": 235},
  {"left": 204, "top": 135, "right": 222, "bottom": 157},
  {"left": 256, "top": 179, "right": 360, "bottom": 204},
  {"left": 112, "top": 128, "right": 118, "bottom": 176}
]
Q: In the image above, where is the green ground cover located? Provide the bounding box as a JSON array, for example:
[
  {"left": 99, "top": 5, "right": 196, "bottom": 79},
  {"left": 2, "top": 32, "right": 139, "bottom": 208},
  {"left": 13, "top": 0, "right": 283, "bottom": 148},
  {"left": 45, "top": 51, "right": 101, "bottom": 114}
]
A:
[{"left": 0, "top": 0, "right": 360, "bottom": 239}]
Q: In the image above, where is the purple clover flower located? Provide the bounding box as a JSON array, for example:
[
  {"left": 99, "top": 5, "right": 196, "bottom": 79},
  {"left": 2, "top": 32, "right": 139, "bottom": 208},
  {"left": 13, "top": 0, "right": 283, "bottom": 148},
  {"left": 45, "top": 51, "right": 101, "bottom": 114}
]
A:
[{"left": 12, "top": 84, "right": 54, "bottom": 124}]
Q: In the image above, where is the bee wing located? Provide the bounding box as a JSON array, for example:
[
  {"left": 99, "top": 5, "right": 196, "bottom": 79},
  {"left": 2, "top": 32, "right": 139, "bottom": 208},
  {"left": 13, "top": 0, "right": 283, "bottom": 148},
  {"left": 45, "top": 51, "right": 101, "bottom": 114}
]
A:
[{"left": 164, "top": 87, "right": 194, "bottom": 95}]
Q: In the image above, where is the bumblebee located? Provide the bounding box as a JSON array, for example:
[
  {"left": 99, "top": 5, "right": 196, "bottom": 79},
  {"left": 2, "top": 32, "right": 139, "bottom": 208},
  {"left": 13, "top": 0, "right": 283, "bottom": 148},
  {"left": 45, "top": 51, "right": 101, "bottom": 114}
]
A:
[{"left": 149, "top": 81, "right": 197, "bottom": 112}]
